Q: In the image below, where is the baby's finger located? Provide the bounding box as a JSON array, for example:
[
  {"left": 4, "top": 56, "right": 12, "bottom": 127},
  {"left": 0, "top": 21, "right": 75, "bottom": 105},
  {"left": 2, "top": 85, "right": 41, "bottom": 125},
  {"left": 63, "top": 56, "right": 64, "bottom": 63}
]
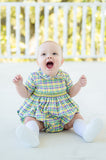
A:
[
  {"left": 15, "top": 75, "right": 22, "bottom": 80},
  {"left": 81, "top": 75, "right": 86, "bottom": 79},
  {"left": 13, "top": 75, "right": 20, "bottom": 82},
  {"left": 13, "top": 78, "right": 18, "bottom": 83},
  {"left": 16, "top": 76, "right": 20, "bottom": 80}
]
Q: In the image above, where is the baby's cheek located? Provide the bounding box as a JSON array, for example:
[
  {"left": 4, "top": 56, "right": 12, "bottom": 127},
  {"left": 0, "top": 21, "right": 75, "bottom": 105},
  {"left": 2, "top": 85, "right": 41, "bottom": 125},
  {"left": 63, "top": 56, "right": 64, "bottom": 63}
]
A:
[{"left": 55, "top": 60, "right": 61, "bottom": 67}]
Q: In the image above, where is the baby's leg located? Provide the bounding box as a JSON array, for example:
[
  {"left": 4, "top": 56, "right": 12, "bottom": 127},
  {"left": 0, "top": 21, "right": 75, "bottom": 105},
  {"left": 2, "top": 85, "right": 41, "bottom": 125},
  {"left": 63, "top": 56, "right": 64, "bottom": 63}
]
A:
[
  {"left": 64, "top": 113, "right": 83, "bottom": 129},
  {"left": 16, "top": 117, "right": 44, "bottom": 147},
  {"left": 64, "top": 113, "right": 103, "bottom": 142}
]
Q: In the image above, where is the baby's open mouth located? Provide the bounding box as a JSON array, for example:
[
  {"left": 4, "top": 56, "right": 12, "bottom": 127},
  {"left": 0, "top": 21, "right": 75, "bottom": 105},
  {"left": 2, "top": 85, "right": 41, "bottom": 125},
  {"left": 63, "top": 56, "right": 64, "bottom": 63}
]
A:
[{"left": 46, "top": 61, "right": 54, "bottom": 69}]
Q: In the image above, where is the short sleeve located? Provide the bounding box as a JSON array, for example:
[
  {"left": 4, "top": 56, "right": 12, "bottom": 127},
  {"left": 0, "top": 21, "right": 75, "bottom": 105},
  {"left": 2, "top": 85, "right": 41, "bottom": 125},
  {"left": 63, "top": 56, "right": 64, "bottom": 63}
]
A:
[
  {"left": 24, "top": 73, "right": 36, "bottom": 94},
  {"left": 65, "top": 72, "right": 73, "bottom": 93}
]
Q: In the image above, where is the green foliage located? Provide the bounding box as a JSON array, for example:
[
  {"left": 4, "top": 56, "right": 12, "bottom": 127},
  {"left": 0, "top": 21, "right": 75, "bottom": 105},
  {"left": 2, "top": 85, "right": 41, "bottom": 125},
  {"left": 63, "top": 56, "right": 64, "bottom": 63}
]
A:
[{"left": 0, "top": 0, "right": 106, "bottom": 58}]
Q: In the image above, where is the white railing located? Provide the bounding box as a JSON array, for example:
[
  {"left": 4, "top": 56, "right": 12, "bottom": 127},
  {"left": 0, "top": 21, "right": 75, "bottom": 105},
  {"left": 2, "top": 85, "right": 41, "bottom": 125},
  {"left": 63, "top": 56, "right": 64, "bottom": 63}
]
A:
[{"left": 0, "top": 2, "right": 106, "bottom": 59}]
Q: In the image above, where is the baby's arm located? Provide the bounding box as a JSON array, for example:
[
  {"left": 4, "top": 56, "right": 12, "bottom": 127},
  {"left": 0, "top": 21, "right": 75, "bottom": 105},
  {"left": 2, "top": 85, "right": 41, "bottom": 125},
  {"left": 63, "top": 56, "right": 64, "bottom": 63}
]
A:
[
  {"left": 69, "top": 75, "right": 87, "bottom": 97},
  {"left": 13, "top": 75, "right": 31, "bottom": 98}
]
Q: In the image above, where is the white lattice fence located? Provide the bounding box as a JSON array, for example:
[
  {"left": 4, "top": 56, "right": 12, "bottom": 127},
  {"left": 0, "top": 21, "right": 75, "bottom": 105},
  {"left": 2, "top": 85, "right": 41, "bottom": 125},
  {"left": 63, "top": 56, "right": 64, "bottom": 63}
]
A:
[{"left": 0, "top": 2, "right": 106, "bottom": 59}]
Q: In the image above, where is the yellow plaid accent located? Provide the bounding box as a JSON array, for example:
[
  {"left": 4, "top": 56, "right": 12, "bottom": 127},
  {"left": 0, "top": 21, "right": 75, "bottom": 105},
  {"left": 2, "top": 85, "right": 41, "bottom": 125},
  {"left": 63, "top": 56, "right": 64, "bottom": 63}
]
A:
[{"left": 17, "top": 69, "right": 79, "bottom": 132}]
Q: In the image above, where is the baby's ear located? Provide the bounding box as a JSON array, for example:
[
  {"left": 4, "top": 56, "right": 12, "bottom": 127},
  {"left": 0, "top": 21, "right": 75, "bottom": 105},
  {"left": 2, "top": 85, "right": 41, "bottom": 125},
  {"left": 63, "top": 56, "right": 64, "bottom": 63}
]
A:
[
  {"left": 36, "top": 60, "right": 39, "bottom": 66},
  {"left": 61, "top": 58, "right": 64, "bottom": 65}
]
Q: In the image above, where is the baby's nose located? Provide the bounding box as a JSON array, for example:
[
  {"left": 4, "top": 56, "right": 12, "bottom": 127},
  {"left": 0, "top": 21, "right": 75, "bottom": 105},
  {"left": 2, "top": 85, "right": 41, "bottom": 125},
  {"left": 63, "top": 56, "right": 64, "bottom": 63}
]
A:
[{"left": 47, "top": 55, "right": 52, "bottom": 59}]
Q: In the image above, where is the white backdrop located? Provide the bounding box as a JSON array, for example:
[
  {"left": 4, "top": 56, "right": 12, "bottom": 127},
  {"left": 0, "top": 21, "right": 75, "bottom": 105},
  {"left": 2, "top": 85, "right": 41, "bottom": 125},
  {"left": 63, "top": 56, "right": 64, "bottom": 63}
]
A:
[{"left": 0, "top": 61, "right": 106, "bottom": 160}]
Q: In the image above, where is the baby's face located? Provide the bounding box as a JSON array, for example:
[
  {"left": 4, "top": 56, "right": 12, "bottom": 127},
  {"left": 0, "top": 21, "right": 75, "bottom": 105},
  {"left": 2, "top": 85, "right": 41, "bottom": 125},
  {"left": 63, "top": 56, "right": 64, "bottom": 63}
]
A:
[{"left": 37, "top": 41, "right": 64, "bottom": 77}]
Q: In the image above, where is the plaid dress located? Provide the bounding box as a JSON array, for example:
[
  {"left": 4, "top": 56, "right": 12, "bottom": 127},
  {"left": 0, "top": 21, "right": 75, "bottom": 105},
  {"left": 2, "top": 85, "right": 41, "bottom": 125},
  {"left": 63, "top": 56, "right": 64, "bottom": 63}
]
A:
[{"left": 17, "top": 69, "right": 79, "bottom": 132}]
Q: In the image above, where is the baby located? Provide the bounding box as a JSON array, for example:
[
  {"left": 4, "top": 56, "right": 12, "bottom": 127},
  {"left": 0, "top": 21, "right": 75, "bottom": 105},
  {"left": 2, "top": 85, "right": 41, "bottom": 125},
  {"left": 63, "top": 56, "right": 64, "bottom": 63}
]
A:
[{"left": 13, "top": 41, "right": 103, "bottom": 147}]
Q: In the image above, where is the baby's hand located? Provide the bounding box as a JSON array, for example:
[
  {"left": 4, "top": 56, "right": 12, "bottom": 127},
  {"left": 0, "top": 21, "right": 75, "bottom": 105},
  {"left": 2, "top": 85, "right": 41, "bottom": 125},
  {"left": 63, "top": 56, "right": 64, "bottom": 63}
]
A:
[
  {"left": 13, "top": 74, "right": 23, "bottom": 86},
  {"left": 79, "top": 75, "right": 87, "bottom": 87}
]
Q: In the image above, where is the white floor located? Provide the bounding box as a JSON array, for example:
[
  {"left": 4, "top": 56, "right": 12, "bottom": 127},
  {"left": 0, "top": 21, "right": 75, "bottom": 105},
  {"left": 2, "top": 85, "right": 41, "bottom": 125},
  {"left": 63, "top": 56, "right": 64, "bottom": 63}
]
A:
[{"left": 0, "top": 61, "right": 106, "bottom": 160}]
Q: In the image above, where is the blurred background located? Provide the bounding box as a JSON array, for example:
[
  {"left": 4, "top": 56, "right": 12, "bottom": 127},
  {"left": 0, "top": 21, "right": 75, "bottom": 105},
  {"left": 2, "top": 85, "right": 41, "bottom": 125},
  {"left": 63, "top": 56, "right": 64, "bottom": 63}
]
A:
[{"left": 0, "top": 0, "right": 106, "bottom": 61}]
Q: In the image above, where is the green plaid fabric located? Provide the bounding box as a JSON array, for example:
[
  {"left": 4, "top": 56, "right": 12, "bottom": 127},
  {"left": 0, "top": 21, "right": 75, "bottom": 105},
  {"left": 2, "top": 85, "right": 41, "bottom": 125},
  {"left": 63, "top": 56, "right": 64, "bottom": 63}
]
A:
[{"left": 17, "top": 69, "right": 79, "bottom": 132}]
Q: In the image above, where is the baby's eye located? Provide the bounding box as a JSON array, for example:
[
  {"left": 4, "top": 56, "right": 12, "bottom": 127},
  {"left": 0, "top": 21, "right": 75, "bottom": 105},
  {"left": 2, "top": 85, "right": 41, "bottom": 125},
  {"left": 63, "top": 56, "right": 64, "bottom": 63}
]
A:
[
  {"left": 52, "top": 52, "right": 57, "bottom": 55},
  {"left": 42, "top": 53, "right": 46, "bottom": 56}
]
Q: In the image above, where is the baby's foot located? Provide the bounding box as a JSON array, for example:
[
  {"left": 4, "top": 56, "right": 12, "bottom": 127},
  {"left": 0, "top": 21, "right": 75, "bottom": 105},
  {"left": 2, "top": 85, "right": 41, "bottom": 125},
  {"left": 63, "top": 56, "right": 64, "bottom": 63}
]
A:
[
  {"left": 83, "top": 118, "right": 103, "bottom": 142},
  {"left": 16, "top": 124, "right": 40, "bottom": 147}
]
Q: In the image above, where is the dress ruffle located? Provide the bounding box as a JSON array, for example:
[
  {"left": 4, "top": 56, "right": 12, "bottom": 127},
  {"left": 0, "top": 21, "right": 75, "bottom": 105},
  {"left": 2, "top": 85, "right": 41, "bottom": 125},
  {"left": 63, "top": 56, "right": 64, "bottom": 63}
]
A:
[{"left": 17, "top": 69, "right": 79, "bottom": 132}]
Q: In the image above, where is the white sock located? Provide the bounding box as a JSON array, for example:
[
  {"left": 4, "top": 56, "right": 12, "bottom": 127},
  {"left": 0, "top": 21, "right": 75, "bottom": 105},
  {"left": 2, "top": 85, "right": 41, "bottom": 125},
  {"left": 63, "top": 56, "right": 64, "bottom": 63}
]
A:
[
  {"left": 83, "top": 118, "right": 103, "bottom": 142},
  {"left": 16, "top": 120, "right": 40, "bottom": 147},
  {"left": 73, "top": 118, "right": 103, "bottom": 142},
  {"left": 26, "top": 120, "right": 39, "bottom": 135},
  {"left": 73, "top": 119, "right": 86, "bottom": 137}
]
